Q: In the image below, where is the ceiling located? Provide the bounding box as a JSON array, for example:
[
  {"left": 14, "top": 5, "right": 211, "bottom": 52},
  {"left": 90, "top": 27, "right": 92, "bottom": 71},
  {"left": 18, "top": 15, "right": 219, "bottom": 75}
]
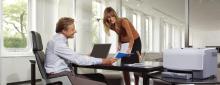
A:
[{"left": 123, "top": 0, "right": 220, "bottom": 30}]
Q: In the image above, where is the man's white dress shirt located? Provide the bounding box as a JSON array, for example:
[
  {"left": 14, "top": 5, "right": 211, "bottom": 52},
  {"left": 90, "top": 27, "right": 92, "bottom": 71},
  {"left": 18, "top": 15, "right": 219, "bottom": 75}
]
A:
[{"left": 45, "top": 33, "right": 102, "bottom": 73}]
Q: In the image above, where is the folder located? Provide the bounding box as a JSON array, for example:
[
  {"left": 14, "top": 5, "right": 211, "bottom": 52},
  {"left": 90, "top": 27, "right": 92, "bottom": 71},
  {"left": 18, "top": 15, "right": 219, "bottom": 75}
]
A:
[{"left": 114, "top": 52, "right": 134, "bottom": 59}]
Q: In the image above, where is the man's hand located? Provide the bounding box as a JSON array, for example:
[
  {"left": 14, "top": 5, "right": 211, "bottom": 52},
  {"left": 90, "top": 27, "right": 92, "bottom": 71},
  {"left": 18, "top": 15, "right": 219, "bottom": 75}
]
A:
[{"left": 102, "top": 57, "right": 117, "bottom": 65}]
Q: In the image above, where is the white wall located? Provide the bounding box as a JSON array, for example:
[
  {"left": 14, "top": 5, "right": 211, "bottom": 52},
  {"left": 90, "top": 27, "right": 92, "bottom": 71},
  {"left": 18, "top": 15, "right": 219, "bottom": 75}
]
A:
[
  {"left": 75, "top": 0, "right": 93, "bottom": 53},
  {"left": 190, "top": 28, "right": 220, "bottom": 48},
  {"left": 189, "top": 28, "right": 205, "bottom": 48},
  {"left": 0, "top": 57, "right": 41, "bottom": 85},
  {"left": 205, "top": 30, "right": 220, "bottom": 46}
]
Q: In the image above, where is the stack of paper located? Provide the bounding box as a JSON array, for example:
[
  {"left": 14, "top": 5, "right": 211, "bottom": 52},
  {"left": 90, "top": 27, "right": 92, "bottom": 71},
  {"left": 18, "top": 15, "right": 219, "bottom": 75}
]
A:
[{"left": 120, "top": 43, "right": 129, "bottom": 53}]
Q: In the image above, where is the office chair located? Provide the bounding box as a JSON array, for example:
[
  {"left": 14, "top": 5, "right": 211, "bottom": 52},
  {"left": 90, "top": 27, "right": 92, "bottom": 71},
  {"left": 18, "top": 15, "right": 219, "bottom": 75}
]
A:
[{"left": 31, "top": 31, "right": 71, "bottom": 85}]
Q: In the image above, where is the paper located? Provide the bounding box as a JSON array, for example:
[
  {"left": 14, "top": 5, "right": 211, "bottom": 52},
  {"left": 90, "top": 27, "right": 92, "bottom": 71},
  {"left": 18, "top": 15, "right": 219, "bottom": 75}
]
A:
[
  {"left": 114, "top": 43, "right": 130, "bottom": 59},
  {"left": 120, "top": 43, "right": 129, "bottom": 53},
  {"left": 125, "top": 63, "right": 154, "bottom": 67}
]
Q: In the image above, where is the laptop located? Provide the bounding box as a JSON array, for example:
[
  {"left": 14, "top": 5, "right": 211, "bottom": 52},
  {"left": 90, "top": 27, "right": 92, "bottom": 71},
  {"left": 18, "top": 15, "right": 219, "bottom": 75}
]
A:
[{"left": 90, "top": 44, "right": 111, "bottom": 58}]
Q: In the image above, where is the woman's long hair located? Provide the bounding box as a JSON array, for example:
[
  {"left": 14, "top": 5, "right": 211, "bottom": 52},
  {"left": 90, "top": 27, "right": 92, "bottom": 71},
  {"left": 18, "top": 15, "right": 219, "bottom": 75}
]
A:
[{"left": 103, "top": 7, "right": 119, "bottom": 36}]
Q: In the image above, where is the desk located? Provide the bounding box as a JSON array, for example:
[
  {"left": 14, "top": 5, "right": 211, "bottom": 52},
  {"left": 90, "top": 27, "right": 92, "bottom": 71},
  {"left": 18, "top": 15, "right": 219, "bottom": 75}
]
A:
[
  {"left": 72, "top": 61, "right": 163, "bottom": 85},
  {"left": 149, "top": 70, "right": 220, "bottom": 85}
]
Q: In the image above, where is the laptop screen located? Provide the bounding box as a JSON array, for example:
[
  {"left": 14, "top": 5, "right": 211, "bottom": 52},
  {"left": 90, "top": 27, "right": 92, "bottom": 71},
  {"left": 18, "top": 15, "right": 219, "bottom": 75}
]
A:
[{"left": 90, "top": 44, "right": 111, "bottom": 58}]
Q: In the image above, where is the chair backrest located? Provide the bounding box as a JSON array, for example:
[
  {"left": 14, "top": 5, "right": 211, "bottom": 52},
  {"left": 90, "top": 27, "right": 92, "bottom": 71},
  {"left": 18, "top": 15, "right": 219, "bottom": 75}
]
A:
[{"left": 31, "top": 31, "right": 48, "bottom": 79}]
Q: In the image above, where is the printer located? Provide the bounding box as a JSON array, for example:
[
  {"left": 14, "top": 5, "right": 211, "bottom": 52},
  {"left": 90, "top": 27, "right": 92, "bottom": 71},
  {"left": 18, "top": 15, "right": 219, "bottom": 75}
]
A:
[{"left": 162, "top": 48, "right": 218, "bottom": 79}]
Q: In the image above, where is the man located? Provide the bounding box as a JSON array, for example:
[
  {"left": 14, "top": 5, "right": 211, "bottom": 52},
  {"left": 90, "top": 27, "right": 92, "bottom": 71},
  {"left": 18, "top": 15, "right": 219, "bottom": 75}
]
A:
[{"left": 45, "top": 17, "right": 117, "bottom": 85}]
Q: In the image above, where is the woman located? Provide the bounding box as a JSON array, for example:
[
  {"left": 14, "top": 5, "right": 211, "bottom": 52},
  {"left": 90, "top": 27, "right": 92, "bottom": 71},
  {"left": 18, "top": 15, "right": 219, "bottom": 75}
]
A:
[{"left": 103, "top": 7, "right": 142, "bottom": 85}]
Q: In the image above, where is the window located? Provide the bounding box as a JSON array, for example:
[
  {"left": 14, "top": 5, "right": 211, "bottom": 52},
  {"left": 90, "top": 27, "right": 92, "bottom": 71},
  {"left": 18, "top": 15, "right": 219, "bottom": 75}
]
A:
[
  {"left": 172, "top": 25, "right": 182, "bottom": 48},
  {"left": 145, "top": 18, "right": 149, "bottom": 51},
  {"left": 162, "top": 21, "right": 184, "bottom": 50},
  {"left": 145, "top": 17, "right": 153, "bottom": 52},
  {"left": 92, "top": 0, "right": 117, "bottom": 53},
  {"left": 171, "top": 25, "right": 175, "bottom": 47},
  {"left": 181, "top": 29, "right": 185, "bottom": 48},
  {"left": 122, "top": 6, "right": 126, "bottom": 17},
  {"left": 124, "top": 7, "right": 155, "bottom": 52},
  {"left": 92, "top": 0, "right": 106, "bottom": 43},
  {"left": 132, "top": 12, "right": 141, "bottom": 38},
  {"left": 2, "top": 0, "right": 28, "bottom": 49},
  {"left": 163, "top": 22, "right": 171, "bottom": 49},
  {"left": 132, "top": 14, "right": 137, "bottom": 29},
  {"left": 136, "top": 14, "right": 141, "bottom": 37},
  {"left": 1, "top": 0, "right": 34, "bottom": 56}
]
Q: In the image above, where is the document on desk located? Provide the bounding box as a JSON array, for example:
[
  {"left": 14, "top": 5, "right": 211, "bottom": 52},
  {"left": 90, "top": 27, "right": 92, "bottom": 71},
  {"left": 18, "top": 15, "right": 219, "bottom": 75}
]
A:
[
  {"left": 125, "top": 63, "right": 159, "bottom": 68},
  {"left": 125, "top": 63, "right": 148, "bottom": 67}
]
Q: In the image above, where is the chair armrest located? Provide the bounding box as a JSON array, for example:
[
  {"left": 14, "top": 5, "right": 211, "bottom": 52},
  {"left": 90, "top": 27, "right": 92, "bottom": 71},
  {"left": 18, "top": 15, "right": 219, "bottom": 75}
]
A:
[
  {"left": 29, "top": 60, "right": 36, "bottom": 64},
  {"left": 69, "top": 63, "right": 79, "bottom": 74}
]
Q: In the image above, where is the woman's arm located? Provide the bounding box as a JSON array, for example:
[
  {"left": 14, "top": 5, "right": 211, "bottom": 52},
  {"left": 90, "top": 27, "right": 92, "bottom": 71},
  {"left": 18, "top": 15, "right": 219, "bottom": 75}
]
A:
[{"left": 121, "top": 19, "right": 134, "bottom": 53}]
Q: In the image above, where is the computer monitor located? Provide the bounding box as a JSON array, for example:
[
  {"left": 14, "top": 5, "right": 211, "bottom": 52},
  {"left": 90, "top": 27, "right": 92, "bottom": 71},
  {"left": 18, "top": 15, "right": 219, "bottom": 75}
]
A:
[{"left": 90, "top": 44, "right": 111, "bottom": 58}]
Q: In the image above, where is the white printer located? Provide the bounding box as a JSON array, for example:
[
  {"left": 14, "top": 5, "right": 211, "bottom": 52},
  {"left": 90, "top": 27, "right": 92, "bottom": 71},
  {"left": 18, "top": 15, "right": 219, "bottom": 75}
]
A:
[{"left": 163, "top": 48, "right": 218, "bottom": 79}]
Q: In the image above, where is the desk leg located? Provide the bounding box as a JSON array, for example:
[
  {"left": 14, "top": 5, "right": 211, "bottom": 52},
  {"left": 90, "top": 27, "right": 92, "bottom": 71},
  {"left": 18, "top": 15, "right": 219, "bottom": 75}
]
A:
[{"left": 142, "top": 73, "right": 149, "bottom": 85}]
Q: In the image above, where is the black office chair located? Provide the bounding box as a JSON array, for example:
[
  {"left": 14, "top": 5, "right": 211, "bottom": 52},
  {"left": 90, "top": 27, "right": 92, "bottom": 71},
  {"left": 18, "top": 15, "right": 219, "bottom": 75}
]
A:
[{"left": 31, "top": 31, "right": 71, "bottom": 85}]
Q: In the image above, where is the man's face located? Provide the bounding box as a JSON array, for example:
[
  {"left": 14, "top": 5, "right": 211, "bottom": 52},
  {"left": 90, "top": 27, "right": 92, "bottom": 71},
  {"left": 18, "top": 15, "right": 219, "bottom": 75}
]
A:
[{"left": 62, "top": 24, "right": 77, "bottom": 38}]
